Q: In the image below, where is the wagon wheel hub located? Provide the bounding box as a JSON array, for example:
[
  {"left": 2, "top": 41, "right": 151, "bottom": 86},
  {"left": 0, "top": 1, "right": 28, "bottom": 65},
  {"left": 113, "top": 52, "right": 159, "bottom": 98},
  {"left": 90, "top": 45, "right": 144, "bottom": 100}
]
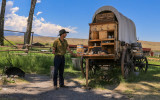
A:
[{"left": 134, "top": 57, "right": 148, "bottom": 73}]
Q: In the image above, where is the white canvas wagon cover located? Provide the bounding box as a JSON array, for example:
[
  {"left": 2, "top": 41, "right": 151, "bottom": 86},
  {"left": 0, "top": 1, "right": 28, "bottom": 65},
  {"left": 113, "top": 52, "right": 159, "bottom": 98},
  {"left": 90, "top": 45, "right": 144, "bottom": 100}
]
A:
[{"left": 92, "top": 6, "right": 137, "bottom": 44}]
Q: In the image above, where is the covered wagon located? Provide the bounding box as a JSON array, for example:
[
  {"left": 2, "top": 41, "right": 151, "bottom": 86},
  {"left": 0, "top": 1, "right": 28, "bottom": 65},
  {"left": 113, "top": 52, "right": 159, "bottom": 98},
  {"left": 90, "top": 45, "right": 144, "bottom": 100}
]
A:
[{"left": 80, "top": 6, "right": 148, "bottom": 87}]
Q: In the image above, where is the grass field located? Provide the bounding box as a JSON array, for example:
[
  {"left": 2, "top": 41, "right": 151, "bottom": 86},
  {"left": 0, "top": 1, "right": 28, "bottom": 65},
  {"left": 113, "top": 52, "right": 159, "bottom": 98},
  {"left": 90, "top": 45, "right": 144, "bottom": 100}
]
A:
[
  {"left": 4, "top": 36, "right": 160, "bottom": 51},
  {"left": 5, "top": 36, "right": 88, "bottom": 46}
]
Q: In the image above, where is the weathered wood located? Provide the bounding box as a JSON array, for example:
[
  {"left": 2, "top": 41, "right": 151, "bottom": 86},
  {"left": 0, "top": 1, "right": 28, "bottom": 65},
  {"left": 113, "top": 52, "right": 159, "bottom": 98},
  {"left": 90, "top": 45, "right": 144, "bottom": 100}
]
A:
[
  {"left": 29, "top": 46, "right": 51, "bottom": 48},
  {"left": 89, "top": 21, "right": 118, "bottom": 26},
  {"left": 99, "top": 30, "right": 107, "bottom": 39},
  {"left": 3, "top": 37, "right": 17, "bottom": 47},
  {"left": 121, "top": 47, "right": 127, "bottom": 78},
  {"left": 85, "top": 58, "right": 89, "bottom": 88},
  {"left": 29, "top": 51, "right": 52, "bottom": 54},
  {"left": 0, "top": 0, "right": 6, "bottom": 46},
  {"left": 83, "top": 54, "right": 115, "bottom": 59},
  {"left": 80, "top": 56, "right": 86, "bottom": 78},
  {"left": 88, "top": 22, "right": 117, "bottom": 57},
  {"left": 25, "top": 0, "right": 37, "bottom": 45},
  {"left": 89, "top": 39, "right": 101, "bottom": 42},
  {"left": 96, "top": 13, "right": 115, "bottom": 23},
  {"left": 0, "top": 49, "right": 28, "bottom": 52},
  {"left": 4, "top": 30, "right": 25, "bottom": 33},
  {"left": 101, "top": 43, "right": 114, "bottom": 45},
  {"left": 91, "top": 31, "right": 99, "bottom": 40}
]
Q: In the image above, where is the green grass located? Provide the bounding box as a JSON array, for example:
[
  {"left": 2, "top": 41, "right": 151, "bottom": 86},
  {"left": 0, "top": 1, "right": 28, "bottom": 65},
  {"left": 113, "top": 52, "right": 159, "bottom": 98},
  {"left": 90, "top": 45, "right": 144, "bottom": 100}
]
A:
[
  {"left": 1, "top": 46, "right": 160, "bottom": 90},
  {"left": 126, "top": 57, "right": 160, "bottom": 83},
  {"left": 0, "top": 48, "right": 75, "bottom": 75},
  {"left": 0, "top": 51, "right": 54, "bottom": 75},
  {"left": 64, "top": 67, "right": 82, "bottom": 78},
  {"left": 0, "top": 46, "right": 13, "bottom": 50}
]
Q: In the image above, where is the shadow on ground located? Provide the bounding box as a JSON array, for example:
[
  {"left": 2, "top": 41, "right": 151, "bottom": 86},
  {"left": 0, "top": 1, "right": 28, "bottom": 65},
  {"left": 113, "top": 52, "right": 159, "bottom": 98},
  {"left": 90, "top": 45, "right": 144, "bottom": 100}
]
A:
[{"left": 0, "top": 73, "right": 128, "bottom": 100}]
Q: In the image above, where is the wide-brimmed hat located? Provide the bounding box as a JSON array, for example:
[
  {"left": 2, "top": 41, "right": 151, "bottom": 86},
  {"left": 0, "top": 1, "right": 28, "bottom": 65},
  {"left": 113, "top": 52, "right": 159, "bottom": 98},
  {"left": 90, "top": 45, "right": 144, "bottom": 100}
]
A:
[{"left": 59, "top": 29, "right": 69, "bottom": 36}]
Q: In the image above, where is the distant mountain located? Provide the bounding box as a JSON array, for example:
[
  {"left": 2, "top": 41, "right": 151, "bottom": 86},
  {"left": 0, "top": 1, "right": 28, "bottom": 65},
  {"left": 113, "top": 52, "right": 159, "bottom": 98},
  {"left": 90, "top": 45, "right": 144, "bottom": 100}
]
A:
[{"left": 4, "top": 31, "right": 41, "bottom": 36}]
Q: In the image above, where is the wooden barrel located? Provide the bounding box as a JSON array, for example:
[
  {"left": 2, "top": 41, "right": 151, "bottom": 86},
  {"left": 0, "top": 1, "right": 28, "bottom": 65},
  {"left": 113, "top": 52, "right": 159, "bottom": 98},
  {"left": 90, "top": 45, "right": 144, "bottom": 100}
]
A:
[
  {"left": 91, "top": 31, "right": 99, "bottom": 40},
  {"left": 77, "top": 44, "right": 84, "bottom": 55},
  {"left": 133, "top": 50, "right": 143, "bottom": 58}
]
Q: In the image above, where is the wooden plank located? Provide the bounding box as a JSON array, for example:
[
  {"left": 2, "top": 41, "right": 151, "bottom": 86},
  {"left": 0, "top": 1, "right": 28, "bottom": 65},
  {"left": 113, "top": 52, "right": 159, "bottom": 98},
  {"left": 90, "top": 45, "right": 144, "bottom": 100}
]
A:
[
  {"left": 83, "top": 54, "right": 115, "bottom": 59},
  {"left": 86, "top": 58, "right": 89, "bottom": 88},
  {"left": 89, "top": 22, "right": 118, "bottom": 26},
  {"left": 101, "top": 43, "right": 114, "bottom": 45},
  {"left": 101, "top": 38, "right": 115, "bottom": 41},
  {"left": 29, "top": 46, "right": 51, "bottom": 48},
  {"left": 88, "top": 46, "right": 101, "bottom": 49},
  {"left": 10, "top": 53, "right": 28, "bottom": 55},
  {"left": 0, "top": 49, "right": 28, "bottom": 52},
  {"left": 4, "top": 29, "right": 33, "bottom": 33},
  {"left": 89, "top": 39, "right": 101, "bottom": 42},
  {"left": 29, "top": 51, "right": 52, "bottom": 54}
]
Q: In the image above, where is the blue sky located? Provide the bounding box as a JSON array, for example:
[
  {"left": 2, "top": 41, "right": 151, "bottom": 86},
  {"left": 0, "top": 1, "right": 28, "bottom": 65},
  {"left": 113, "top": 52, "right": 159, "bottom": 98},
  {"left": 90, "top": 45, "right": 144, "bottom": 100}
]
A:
[{"left": 0, "top": 0, "right": 160, "bottom": 42}]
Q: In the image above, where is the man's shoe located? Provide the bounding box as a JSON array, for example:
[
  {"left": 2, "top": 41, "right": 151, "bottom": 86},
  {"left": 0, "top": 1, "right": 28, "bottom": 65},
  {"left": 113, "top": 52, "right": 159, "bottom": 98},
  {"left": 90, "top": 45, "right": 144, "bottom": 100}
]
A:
[
  {"left": 59, "top": 85, "right": 68, "bottom": 88},
  {"left": 54, "top": 86, "right": 58, "bottom": 90}
]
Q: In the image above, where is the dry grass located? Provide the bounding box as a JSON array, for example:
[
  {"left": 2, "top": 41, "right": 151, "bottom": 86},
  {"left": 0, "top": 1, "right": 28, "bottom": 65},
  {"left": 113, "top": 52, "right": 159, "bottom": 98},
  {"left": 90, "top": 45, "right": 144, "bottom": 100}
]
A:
[
  {"left": 114, "top": 82, "right": 160, "bottom": 100},
  {"left": 5, "top": 36, "right": 160, "bottom": 51},
  {"left": 5, "top": 36, "right": 88, "bottom": 45},
  {"left": 140, "top": 41, "right": 160, "bottom": 51}
]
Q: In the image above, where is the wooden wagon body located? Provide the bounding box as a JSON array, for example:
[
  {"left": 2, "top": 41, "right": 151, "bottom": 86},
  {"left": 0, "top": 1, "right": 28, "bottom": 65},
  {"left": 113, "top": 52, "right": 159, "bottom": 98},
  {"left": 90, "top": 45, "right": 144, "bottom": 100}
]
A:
[{"left": 81, "top": 6, "right": 148, "bottom": 87}]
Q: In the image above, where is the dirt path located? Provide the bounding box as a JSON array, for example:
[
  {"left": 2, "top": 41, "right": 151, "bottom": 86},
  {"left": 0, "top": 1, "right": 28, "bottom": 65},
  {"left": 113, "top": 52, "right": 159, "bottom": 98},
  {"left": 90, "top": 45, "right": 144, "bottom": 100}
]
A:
[{"left": 0, "top": 74, "right": 128, "bottom": 100}]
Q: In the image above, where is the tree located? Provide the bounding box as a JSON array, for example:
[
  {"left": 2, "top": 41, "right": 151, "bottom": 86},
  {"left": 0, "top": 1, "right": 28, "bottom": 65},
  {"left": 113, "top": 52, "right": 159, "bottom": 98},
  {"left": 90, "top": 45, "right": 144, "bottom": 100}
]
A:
[
  {"left": 24, "top": 0, "right": 37, "bottom": 45},
  {"left": 0, "top": 0, "right": 6, "bottom": 46}
]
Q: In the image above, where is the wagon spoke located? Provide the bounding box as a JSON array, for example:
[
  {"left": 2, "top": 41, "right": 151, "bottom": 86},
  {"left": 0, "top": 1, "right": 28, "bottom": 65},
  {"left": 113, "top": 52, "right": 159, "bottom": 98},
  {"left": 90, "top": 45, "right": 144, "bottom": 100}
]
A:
[{"left": 134, "top": 57, "right": 148, "bottom": 73}]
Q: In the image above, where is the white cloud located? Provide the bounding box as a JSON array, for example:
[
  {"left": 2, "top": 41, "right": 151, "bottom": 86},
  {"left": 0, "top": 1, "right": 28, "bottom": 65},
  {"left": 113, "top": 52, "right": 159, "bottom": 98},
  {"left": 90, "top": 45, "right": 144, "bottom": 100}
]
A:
[
  {"left": 5, "top": 14, "right": 27, "bottom": 32},
  {"left": 36, "top": 11, "right": 42, "bottom": 16},
  {"left": 40, "top": 17, "right": 45, "bottom": 21},
  {"left": 2, "top": 1, "right": 77, "bottom": 37},
  {"left": 37, "top": 0, "right": 41, "bottom": 3},
  {"left": 5, "top": 1, "right": 14, "bottom": 15},
  {"left": 32, "top": 18, "right": 77, "bottom": 36},
  {"left": 11, "top": 7, "right": 19, "bottom": 14}
]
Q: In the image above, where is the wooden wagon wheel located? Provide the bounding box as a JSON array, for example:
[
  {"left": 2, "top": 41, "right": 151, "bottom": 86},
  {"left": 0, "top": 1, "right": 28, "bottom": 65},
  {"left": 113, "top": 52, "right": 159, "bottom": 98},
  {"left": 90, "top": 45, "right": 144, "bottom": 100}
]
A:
[
  {"left": 121, "top": 48, "right": 134, "bottom": 78},
  {"left": 80, "top": 56, "right": 97, "bottom": 78},
  {"left": 134, "top": 57, "right": 148, "bottom": 72}
]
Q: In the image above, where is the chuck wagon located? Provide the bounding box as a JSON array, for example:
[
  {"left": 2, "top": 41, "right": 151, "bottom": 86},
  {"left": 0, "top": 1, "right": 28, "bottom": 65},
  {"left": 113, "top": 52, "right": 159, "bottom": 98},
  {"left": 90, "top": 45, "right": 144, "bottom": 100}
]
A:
[{"left": 80, "top": 6, "right": 148, "bottom": 87}]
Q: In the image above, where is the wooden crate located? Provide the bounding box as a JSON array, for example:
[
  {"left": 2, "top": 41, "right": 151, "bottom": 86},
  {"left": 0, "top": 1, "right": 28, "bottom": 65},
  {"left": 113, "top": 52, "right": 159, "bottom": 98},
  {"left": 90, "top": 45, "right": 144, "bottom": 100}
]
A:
[
  {"left": 107, "top": 23, "right": 116, "bottom": 30},
  {"left": 90, "top": 25, "right": 97, "bottom": 31},
  {"left": 99, "top": 30, "right": 107, "bottom": 39},
  {"left": 101, "top": 23, "right": 116, "bottom": 30},
  {"left": 96, "top": 25, "right": 102, "bottom": 31},
  {"left": 90, "top": 25, "right": 102, "bottom": 31},
  {"left": 91, "top": 31, "right": 99, "bottom": 40}
]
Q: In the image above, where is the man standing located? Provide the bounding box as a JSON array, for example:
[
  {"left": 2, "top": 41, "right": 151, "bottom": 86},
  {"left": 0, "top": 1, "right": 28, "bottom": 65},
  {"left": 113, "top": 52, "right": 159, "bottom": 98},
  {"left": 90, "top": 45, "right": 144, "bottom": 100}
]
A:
[{"left": 52, "top": 29, "right": 76, "bottom": 89}]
